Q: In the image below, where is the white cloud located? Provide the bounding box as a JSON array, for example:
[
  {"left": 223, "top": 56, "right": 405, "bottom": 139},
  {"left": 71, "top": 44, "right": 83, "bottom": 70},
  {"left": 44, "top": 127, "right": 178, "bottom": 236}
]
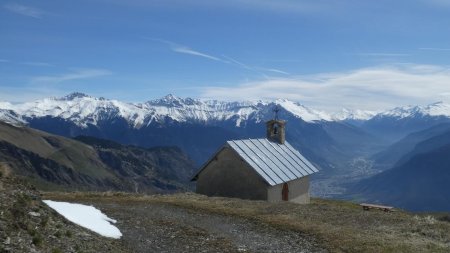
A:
[
  {"left": 258, "top": 68, "right": 290, "bottom": 75},
  {"left": 149, "top": 38, "right": 226, "bottom": 62},
  {"left": 151, "top": 38, "right": 288, "bottom": 76},
  {"left": 200, "top": 64, "right": 450, "bottom": 112},
  {"left": 222, "top": 55, "right": 252, "bottom": 70},
  {"left": 222, "top": 55, "right": 288, "bottom": 76},
  {"left": 4, "top": 3, "right": 44, "bottom": 18},
  {"left": 172, "top": 46, "right": 223, "bottom": 62},
  {"left": 32, "top": 69, "right": 112, "bottom": 84}
]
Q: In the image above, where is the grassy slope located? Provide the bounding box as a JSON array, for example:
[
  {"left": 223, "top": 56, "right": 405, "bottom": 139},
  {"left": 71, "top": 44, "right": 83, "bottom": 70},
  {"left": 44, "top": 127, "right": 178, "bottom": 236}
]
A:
[
  {"left": 0, "top": 122, "right": 196, "bottom": 192},
  {"left": 45, "top": 192, "right": 450, "bottom": 253},
  {"left": 0, "top": 122, "right": 113, "bottom": 179}
]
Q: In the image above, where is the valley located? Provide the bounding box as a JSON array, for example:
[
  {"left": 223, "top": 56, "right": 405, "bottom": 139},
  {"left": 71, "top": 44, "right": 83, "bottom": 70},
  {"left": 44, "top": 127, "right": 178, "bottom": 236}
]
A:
[
  {"left": 1, "top": 93, "right": 450, "bottom": 252},
  {"left": 4, "top": 2, "right": 450, "bottom": 252},
  {"left": 1, "top": 93, "right": 450, "bottom": 211}
]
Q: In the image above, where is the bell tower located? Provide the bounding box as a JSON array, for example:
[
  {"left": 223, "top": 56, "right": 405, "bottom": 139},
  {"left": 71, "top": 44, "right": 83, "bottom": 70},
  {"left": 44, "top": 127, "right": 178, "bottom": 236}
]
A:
[{"left": 266, "top": 106, "right": 286, "bottom": 144}]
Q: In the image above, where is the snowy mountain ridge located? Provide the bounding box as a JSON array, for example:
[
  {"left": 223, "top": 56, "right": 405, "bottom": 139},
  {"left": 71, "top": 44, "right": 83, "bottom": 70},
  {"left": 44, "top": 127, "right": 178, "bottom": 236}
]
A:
[
  {"left": 332, "top": 108, "right": 378, "bottom": 121},
  {"left": 0, "top": 93, "right": 337, "bottom": 128},
  {"left": 0, "top": 92, "right": 449, "bottom": 128},
  {"left": 376, "top": 102, "right": 450, "bottom": 119}
]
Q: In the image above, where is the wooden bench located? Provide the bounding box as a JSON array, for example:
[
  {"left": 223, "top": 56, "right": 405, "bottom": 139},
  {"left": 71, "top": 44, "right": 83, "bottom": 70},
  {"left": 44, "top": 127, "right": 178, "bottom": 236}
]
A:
[{"left": 360, "top": 203, "right": 394, "bottom": 212}]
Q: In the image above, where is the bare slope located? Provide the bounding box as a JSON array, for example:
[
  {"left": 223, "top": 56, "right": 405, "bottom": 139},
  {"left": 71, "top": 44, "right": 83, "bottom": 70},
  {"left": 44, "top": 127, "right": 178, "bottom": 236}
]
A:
[
  {"left": 0, "top": 122, "right": 195, "bottom": 192},
  {"left": 0, "top": 121, "right": 113, "bottom": 179}
]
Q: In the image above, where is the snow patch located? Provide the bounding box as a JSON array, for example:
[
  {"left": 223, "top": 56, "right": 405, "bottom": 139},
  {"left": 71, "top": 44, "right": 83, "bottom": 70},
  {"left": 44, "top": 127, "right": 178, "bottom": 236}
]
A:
[{"left": 43, "top": 200, "right": 122, "bottom": 239}]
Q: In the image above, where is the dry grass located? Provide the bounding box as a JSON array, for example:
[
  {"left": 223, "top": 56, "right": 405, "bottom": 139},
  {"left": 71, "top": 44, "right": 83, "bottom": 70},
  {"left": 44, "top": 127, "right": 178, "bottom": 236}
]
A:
[{"left": 44, "top": 192, "right": 450, "bottom": 253}]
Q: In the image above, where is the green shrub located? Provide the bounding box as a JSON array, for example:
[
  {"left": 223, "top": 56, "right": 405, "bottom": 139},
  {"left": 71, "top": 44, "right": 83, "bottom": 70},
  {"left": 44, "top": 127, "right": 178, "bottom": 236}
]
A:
[
  {"left": 27, "top": 226, "right": 37, "bottom": 236},
  {"left": 40, "top": 216, "right": 49, "bottom": 227},
  {"left": 438, "top": 214, "right": 450, "bottom": 223},
  {"left": 12, "top": 194, "right": 31, "bottom": 228},
  {"left": 65, "top": 230, "right": 73, "bottom": 237},
  {"left": 52, "top": 248, "right": 63, "bottom": 253},
  {"left": 32, "top": 234, "right": 43, "bottom": 246},
  {"left": 54, "top": 230, "right": 62, "bottom": 238}
]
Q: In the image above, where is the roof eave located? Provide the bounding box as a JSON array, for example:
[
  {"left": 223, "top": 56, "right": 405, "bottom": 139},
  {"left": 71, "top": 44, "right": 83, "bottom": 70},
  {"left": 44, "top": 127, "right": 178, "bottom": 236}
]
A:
[{"left": 190, "top": 145, "right": 228, "bottom": 182}]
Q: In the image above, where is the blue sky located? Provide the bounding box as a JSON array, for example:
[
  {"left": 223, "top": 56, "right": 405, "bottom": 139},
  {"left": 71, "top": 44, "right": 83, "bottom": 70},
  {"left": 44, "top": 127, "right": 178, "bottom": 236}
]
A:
[{"left": 1, "top": 0, "right": 450, "bottom": 111}]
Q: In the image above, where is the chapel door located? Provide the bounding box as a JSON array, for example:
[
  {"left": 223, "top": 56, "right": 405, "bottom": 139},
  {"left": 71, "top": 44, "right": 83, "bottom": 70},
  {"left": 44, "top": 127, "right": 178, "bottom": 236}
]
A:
[{"left": 282, "top": 183, "right": 289, "bottom": 201}]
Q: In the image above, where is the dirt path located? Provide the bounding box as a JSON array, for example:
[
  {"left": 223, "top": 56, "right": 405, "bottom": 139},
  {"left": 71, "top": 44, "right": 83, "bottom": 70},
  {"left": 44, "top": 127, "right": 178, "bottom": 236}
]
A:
[{"left": 79, "top": 200, "right": 326, "bottom": 253}]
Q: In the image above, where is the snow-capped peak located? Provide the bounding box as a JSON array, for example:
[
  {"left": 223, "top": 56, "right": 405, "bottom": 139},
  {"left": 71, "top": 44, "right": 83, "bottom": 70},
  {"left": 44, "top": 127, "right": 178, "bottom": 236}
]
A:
[
  {"left": 0, "top": 93, "right": 339, "bottom": 128},
  {"left": 2, "top": 93, "right": 148, "bottom": 128},
  {"left": 0, "top": 102, "right": 13, "bottom": 110},
  {"left": 147, "top": 94, "right": 200, "bottom": 107},
  {"left": 2, "top": 93, "right": 450, "bottom": 129},
  {"left": 60, "top": 92, "right": 91, "bottom": 101},
  {"left": 423, "top": 101, "right": 450, "bottom": 117},
  {"left": 332, "top": 108, "right": 378, "bottom": 121},
  {"left": 275, "top": 99, "right": 333, "bottom": 122},
  {"left": 0, "top": 109, "right": 26, "bottom": 126},
  {"left": 378, "top": 101, "right": 450, "bottom": 118}
]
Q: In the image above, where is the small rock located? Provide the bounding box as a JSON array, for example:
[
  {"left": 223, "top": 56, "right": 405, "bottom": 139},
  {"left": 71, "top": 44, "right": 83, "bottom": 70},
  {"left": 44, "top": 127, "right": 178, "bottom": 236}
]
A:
[
  {"left": 80, "top": 232, "right": 91, "bottom": 237},
  {"left": 4, "top": 237, "right": 10, "bottom": 245},
  {"left": 29, "top": 211, "right": 40, "bottom": 217},
  {"left": 237, "top": 246, "right": 248, "bottom": 252}
]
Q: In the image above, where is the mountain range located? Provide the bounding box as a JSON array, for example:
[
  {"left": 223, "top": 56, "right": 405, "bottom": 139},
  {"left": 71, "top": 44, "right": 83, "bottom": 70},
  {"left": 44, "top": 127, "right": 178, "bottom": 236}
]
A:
[
  {"left": 0, "top": 93, "right": 381, "bottom": 165},
  {"left": 2, "top": 93, "right": 449, "bottom": 169},
  {"left": 1, "top": 92, "right": 450, "bottom": 210}
]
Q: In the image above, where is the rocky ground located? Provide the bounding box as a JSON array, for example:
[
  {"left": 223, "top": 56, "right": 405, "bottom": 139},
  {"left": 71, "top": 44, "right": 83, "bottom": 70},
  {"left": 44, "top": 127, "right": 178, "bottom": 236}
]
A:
[
  {"left": 4, "top": 160, "right": 450, "bottom": 252},
  {"left": 0, "top": 165, "right": 129, "bottom": 253},
  {"left": 47, "top": 192, "right": 450, "bottom": 253},
  {"left": 1, "top": 162, "right": 324, "bottom": 253},
  {"left": 70, "top": 199, "right": 325, "bottom": 253}
]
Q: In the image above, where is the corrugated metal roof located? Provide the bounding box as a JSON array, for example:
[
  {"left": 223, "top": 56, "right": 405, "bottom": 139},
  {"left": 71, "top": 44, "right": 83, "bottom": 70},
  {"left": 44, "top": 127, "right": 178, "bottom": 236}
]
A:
[{"left": 227, "top": 138, "right": 319, "bottom": 186}]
